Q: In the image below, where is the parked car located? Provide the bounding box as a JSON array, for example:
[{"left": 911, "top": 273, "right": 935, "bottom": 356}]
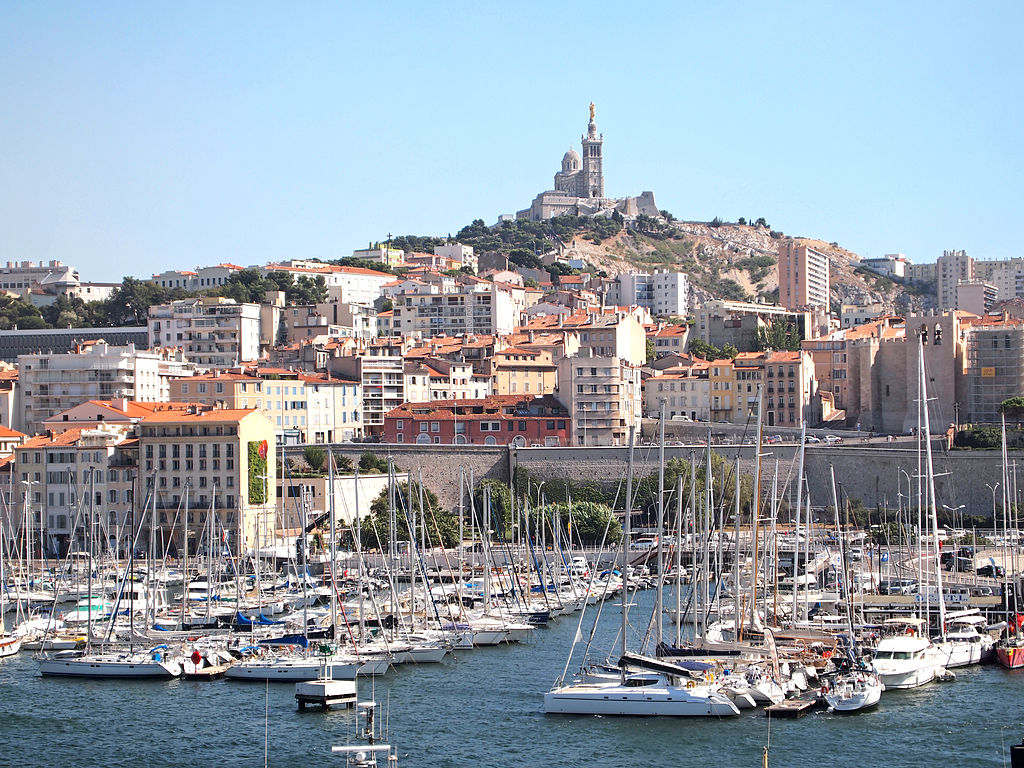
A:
[
  {"left": 977, "top": 563, "right": 1006, "bottom": 579},
  {"left": 879, "top": 578, "right": 918, "bottom": 595},
  {"left": 765, "top": 434, "right": 783, "bottom": 445},
  {"left": 824, "top": 435, "right": 843, "bottom": 444},
  {"left": 804, "top": 435, "right": 821, "bottom": 444},
  {"left": 971, "top": 585, "right": 995, "bottom": 597},
  {"left": 849, "top": 546, "right": 863, "bottom": 561}
]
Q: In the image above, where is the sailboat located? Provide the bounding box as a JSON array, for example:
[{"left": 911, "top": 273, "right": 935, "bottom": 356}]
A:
[
  {"left": 544, "top": 422, "right": 740, "bottom": 717},
  {"left": 0, "top": 490, "right": 22, "bottom": 659},
  {"left": 822, "top": 466, "right": 883, "bottom": 712},
  {"left": 37, "top": 473, "right": 183, "bottom": 679}
]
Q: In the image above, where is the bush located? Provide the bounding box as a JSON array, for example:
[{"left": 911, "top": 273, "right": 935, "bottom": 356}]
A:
[{"left": 359, "top": 451, "right": 390, "bottom": 473}]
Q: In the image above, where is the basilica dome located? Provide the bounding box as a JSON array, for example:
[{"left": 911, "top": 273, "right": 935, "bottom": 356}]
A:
[{"left": 561, "top": 148, "right": 580, "bottom": 172}]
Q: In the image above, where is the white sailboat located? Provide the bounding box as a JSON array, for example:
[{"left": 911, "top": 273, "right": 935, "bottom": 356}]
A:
[
  {"left": 37, "top": 473, "right": 182, "bottom": 679},
  {"left": 544, "top": 422, "right": 740, "bottom": 718}
]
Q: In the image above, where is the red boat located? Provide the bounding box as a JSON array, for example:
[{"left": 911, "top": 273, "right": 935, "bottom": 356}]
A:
[{"left": 997, "top": 641, "right": 1024, "bottom": 669}]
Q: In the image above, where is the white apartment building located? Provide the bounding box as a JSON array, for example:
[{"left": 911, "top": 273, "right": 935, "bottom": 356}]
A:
[
  {"left": 264, "top": 263, "right": 393, "bottom": 306},
  {"left": 956, "top": 280, "right": 998, "bottom": 316},
  {"left": 609, "top": 270, "right": 689, "bottom": 317},
  {"left": 976, "top": 258, "right": 1024, "bottom": 302},
  {"left": 19, "top": 342, "right": 193, "bottom": 435},
  {"left": 861, "top": 253, "right": 910, "bottom": 280},
  {"left": 352, "top": 245, "right": 404, "bottom": 268},
  {"left": 937, "top": 249, "right": 974, "bottom": 310},
  {"left": 555, "top": 353, "right": 642, "bottom": 446},
  {"left": 150, "top": 263, "right": 244, "bottom": 291},
  {"left": 433, "top": 243, "right": 478, "bottom": 273},
  {"left": 391, "top": 281, "right": 527, "bottom": 339},
  {"left": 0, "top": 260, "right": 80, "bottom": 294},
  {"left": 644, "top": 370, "right": 710, "bottom": 421},
  {"left": 148, "top": 297, "right": 262, "bottom": 367},
  {"left": 778, "top": 241, "right": 830, "bottom": 309},
  {"left": 330, "top": 352, "right": 406, "bottom": 436},
  {"left": 404, "top": 359, "right": 492, "bottom": 402}
]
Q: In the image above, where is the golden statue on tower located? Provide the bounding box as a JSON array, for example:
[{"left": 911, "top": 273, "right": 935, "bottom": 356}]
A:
[{"left": 589, "top": 102, "right": 595, "bottom": 121}]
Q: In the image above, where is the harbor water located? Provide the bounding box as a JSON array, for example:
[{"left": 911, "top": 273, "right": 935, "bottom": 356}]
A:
[{"left": 2, "top": 590, "right": 1023, "bottom": 767}]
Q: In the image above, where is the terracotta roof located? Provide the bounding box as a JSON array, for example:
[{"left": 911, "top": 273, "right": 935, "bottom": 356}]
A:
[
  {"left": 0, "top": 424, "right": 26, "bottom": 439},
  {"left": 22, "top": 428, "right": 88, "bottom": 448},
  {"left": 141, "top": 407, "right": 259, "bottom": 423}
]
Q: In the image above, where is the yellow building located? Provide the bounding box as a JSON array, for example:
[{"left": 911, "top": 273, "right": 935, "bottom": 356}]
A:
[
  {"left": 488, "top": 346, "right": 558, "bottom": 395},
  {"left": 138, "top": 406, "right": 276, "bottom": 554}
]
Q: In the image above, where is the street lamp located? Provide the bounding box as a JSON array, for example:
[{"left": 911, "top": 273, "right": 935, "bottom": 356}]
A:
[
  {"left": 942, "top": 504, "right": 966, "bottom": 537},
  {"left": 985, "top": 483, "right": 1000, "bottom": 537}
]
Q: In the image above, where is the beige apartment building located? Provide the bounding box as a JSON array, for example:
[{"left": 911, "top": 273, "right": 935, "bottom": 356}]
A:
[
  {"left": 778, "top": 240, "right": 830, "bottom": 309},
  {"left": 556, "top": 354, "right": 642, "bottom": 446},
  {"left": 138, "top": 407, "right": 276, "bottom": 554},
  {"left": 488, "top": 347, "right": 558, "bottom": 396}
]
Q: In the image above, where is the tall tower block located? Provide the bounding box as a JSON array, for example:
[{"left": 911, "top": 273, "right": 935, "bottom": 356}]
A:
[{"left": 581, "top": 102, "right": 604, "bottom": 199}]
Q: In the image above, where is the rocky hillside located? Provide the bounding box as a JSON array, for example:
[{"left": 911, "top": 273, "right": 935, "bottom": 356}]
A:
[{"left": 560, "top": 219, "right": 931, "bottom": 314}]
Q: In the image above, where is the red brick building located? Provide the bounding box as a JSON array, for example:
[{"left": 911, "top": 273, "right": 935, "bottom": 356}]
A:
[{"left": 383, "top": 394, "right": 570, "bottom": 446}]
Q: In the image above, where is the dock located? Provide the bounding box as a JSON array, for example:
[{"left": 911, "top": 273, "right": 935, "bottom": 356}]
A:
[{"left": 765, "top": 693, "right": 823, "bottom": 718}]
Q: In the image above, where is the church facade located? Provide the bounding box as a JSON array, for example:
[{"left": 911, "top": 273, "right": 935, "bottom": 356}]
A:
[{"left": 517, "top": 104, "right": 660, "bottom": 223}]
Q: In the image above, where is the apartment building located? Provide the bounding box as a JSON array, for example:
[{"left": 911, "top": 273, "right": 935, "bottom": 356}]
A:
[
  {"left": 608, "top": 270, "right": 689, "bottom": 317},
  {"left": 643, "top": 365, "right": 710, "bottom": 421},
  {"left": 696, "top": 299, "right": 818, "bottom": 352},
  {"left": 763, "top": 350, "right": 816, "bottom": 428},
  {"left": 487, "top": 347, "right": 558, "bottom": 396},
  {"left": 0, "top": 260, "right": 80, "bottom": 294},
  {"left": 937, "top": 249, "right": 974, "bottom": 310},
  {"left": 170, "top": 370, "right": 362, "bottom": 443},
  {"left": 382, "top": 394, "right": 570, "bottom": 446},
  {"left": 14, "top": 424, "right": 136, "bottom": 556},
  {"left": 956, "top": 281, "right": 998, "bottom": 316},
  {"left": 138, "top": 406, "right": 276, "bottom": 554},
  {"left": 647, "top": 324, "right": 690, "bottom": 358},
  {"left": 778, "top": 240, "right": 830, "bottom": 309},
  {"left": 556, "top": 354, "right": 642, "bottom": 446},
  {"left": 19, "top": 342, "right": 193, "bottom": 436},
  {"left": 404, "top": 359, "right": 491, "bottom": 402},
  {"left": 150, "top": 263, "right": 244, "bottom": 291},
  {"left": 330, "top": 348, "right": 406, "bottom": 436},
  {"left": 391, "top": 280, "right": 528, "bottom": 339},
  {"left": 148, "top": 297, "right": 262, "bottom": 367}
]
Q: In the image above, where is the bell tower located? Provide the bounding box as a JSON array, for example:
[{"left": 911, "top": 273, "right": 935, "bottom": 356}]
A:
[{"left": 580, "top": 102, "right": 604, "bottom": 199}]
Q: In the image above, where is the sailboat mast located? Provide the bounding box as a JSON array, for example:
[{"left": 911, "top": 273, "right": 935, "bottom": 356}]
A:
[
  {"left": 621, "top": 425, "right": 635, "bottom": 671},
  {"left": 674, "top": 473, "right": 683, "bottom": 647},
  {"left": 86, "top": 468, "right": 94, "bottom": 652},
  {"left": 793, "top": 420, "right": 806, "bottom": 622},
  {"left": 655, "top": 402, "right": 666, "bottom": 649},
  {"left": 328, "top": 453, "right": 337, "bottom": 642},
  {"left": 918, "top": 338, "right": 946, "bottom": 639},
  {"left": 354, "top": 466, "right": 363, "bottom": 644}
]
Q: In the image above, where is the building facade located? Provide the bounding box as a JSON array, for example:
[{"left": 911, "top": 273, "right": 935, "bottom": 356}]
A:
[
  {"left": 778, "top": 241, "right": 830, "bottom": 309},
  {"left": 148, "top": 297, "right": 262, "bottom": 367},
  {"left": 20, "top": 342, "right": 192, "bottom": 436}
]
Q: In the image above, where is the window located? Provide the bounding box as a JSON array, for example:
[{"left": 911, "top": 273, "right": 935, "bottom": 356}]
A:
[
  {"left": 396, "top": 419, "right": 404, "bottom": 430},
  {"left": 420, "top": 422, "right": 429, "bottom": 432},
  {"left": 431, "top": 421, "right": 440, "bottom": 432}
]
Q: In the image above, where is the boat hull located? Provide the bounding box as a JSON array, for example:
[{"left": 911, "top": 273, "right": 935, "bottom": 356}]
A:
[
  {"left": 543, "top": 683, "right": 740, "bottom": 717},
  {"left": 38, "top": 656, "right": 181, "bottom": 678},
  {"left": 997, "top": 645, "right": 1024, "bottom": 669}
]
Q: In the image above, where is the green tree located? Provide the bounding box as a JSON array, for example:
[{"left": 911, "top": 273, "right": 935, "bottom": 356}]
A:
[
  {"left": 534, "top": 501, "right": 622, "bottom": 546},
  {"left": 1001, "top": 397, "right": 1024, "bottom": 426},
  {"left": 359, "top": 451, "right": 390, "bottom": 473},
  {"left": 687, "top": 338, "right": 721, "bottom": 360},
  {"left": 303, "top": 445, "right": 326, "bottom": 473},
  {"left": 0, "top": 295, "right": 49, "bottom": 330},
  {"left": 331, "top": 453, "right": 354, "bottom": 473},
  {"left": 755, "top": 317, "right": 803, "bottom": 351},
  {"left": 721, "top": 343, "right": 739, "bottom": 359},
  {"left": 290, "top": 275, "right": 328, "bottom": 305},
  {"left": 362, "top": 480, "right": 459, "bottom": 549},
  {"left": 646, "top": 337, "right": 656, "bottom": 363}
]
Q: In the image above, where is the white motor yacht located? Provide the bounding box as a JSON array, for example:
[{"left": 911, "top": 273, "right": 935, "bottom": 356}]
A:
[{"left": 871, "top": 621, "right": 942, "bottom": 690}]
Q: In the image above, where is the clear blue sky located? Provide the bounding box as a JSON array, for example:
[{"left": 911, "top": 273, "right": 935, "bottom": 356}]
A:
[{"left": 2, "top": 2, "right": 1021, "bottom": 282}]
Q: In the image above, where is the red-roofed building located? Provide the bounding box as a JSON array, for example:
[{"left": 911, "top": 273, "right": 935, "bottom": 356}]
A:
[{"left": 383, "top": 394, "right": 570, "bottom": 446}]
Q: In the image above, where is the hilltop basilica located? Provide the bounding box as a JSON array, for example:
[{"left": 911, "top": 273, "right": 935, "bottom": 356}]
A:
[{"left": 516, "top": 104, "right": 660, "bottom": 222}]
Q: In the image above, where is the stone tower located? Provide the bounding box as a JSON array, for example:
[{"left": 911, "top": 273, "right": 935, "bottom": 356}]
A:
[{"left": 580, "top": 102, "right": 604, "bottom": 198}]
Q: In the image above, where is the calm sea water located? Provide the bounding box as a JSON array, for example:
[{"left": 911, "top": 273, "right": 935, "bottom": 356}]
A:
[{"left": 2, "top": 591, "right": 1023, "bottom": 768}]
